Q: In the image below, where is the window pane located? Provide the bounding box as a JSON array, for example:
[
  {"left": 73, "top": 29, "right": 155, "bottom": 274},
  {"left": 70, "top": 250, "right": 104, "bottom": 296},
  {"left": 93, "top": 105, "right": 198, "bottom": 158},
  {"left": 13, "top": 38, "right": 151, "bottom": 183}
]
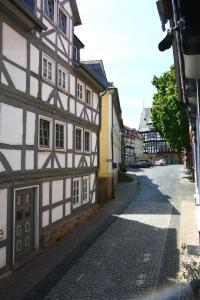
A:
[
  {"left": 59, "top": 9, "right": 67, "bottom": 33},
  {"left": 56, "top": 123, "right": 64, "bottom": 149},
  {"left": 44, "top": 0, "right": 54, "bottom": 20},
  {"left": 40, "top": 119, "right": 50, "bottom": 147}
]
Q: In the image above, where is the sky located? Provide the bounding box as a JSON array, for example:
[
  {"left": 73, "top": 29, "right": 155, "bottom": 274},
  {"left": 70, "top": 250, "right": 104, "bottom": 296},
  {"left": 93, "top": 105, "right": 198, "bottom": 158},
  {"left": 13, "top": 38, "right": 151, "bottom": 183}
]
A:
[{"left": 75, "top": 0, "right": 173, "bottom": 129}]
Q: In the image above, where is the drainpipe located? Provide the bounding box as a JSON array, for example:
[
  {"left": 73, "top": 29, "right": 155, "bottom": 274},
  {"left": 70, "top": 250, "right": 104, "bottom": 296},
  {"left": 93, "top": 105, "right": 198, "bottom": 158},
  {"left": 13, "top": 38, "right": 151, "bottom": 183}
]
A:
[{"left": 195, "top": 79, "right": 200, "bottom": 240}]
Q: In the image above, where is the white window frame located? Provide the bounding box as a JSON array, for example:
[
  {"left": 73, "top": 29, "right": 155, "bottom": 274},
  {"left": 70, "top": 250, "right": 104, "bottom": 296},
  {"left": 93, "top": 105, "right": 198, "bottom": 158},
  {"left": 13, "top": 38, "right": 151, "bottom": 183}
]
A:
[
  {"left": 55, "top": 120, "right": 66, "bottom": 151},
  {"left": 58, "top": 6, "right": 68, "bottom": 36},
  {"left": 75, "top": 127, "right": 83, "bottom": 152},
  {"left": 82, "top": 176, "right": 89, "bottom": 204},
  {"left": 86, "top": 87, "right": 92, "bottom": 106},
  {"left": 43, "top": 0, "right": 55, "bottom": 22},
  {"left": 42, "top": 53, "right": 55, "bottom": 84},
  {"left": 57, "top": 65, "right": 68, "bottom": 91},
  {"left": 77, "top": 81, "right": 83, "bottom": 100},
  {"left": 84, "top": 130, "right": 91, "bottom": 153},
  {"left": 73, "top": 178, "right": 81, "bottom": 208},
  {"left": 38, "top": 115, "right": 53, "bottom": 150}
]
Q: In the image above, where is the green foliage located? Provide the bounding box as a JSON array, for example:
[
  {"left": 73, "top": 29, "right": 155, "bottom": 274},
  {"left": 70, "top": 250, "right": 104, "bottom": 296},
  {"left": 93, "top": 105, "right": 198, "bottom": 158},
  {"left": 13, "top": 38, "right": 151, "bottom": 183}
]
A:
[{"left": 151, "top": 65, "right": 190, "bottom": 152}]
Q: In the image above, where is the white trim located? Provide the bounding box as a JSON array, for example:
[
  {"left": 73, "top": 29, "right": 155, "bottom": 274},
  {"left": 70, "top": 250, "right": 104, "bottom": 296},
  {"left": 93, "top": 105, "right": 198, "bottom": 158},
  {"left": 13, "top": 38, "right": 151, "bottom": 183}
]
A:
[
  {"left": 73, "top": 177, "right": 81, "bottom": 208},
  {"left": 43, "top": 0, "right": 55, "bottom": 23},
  {"left": 77, "top": 80, "right": 84, "bottom": 101},
  {"left": 13, "top": 185, "right": 39, "bottom": 264},
  {"left": 42, "top": 52, "right": 55, "bottom": 84},
  {"left": 58, "top": 5, "right": 69, "bottom": 37},
  {"left": 38, "top": 115, "right": 53, "bottom": 151},
  {"left": 57, "top": 64, "right": 69, "bottom": 91},
  {"left": 82, "top": 176, "right": 89, "bottom": 204},
  {"left": 55, "top": 120, "right": 66, "bottom": 151}
]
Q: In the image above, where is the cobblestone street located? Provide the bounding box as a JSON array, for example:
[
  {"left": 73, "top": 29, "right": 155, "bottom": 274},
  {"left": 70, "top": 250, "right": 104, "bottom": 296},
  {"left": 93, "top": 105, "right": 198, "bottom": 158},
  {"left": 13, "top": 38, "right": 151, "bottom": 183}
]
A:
[{"left": 24, "top": 165, "right": 194, "bottom": 300}]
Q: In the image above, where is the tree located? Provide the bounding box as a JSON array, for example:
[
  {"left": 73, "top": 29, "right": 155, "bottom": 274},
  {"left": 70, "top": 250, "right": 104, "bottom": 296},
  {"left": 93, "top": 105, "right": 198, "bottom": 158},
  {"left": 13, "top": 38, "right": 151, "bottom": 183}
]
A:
[{"left": 151, "top": 65, "right": 190, "bottom": 152}]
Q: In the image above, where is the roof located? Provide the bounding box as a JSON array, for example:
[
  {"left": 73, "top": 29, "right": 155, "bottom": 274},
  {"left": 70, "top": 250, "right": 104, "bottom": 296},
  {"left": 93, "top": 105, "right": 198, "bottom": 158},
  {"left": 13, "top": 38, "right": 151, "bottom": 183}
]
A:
[
  {"left": 70, "top": 0, "right": 82, "bottom": 26},
  {"left": 138, "top": 108, "right": 152, "bottom": 131},
  {"left": 81, "top": 60, "right": 110, "bottom": 88}
]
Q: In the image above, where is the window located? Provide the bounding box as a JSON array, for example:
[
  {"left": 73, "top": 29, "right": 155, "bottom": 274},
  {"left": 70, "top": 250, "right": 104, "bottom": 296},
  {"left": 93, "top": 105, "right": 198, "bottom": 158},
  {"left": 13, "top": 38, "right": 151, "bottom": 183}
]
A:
[
  {"left": 77, "top": 82, "right": 83, "bottom": 100},
  {"left": 73, "top": 46, "right": 79, "bottom": 61},
  {"left": 58, "top": 66, "right": 68, "bottom": 90},
  {"left": 39, "top": 117, "right": 52, "bottom": 149},
  {"left": 75, "top": 128, "right": 82, "bottom": 151},
  {"left": 73, "top": 178, "right": 81, "bottom": 208},
  {"left": 86, "top": 89, "right": 91, "bottom": 105},
  {"left": 55, "top": 122, "right": 65, "bottom": 150},
  {"left": 84, "top": 131, "right": 90, "bottom": 153},
  {"left": 42, "top": 54, "right": 55, "bottom": 83},
  {"left": 82, "top": 177, "right": 89, "bottom": 203},
  {"left": 44, "top": 0, "right": 54, "bottom": 21},
  {"left": 58, "top": 9, "right": 67, "bottom": 34}
]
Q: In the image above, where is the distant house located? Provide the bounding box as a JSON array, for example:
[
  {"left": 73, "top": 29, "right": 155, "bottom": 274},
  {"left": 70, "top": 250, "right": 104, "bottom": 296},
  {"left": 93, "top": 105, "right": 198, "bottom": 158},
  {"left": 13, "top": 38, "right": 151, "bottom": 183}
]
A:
[
  {"left": 83, "top": 61, "right": 123, "bottom": 201},
  {"left": 122, "top": 126, "right": 143, "bottom": 166},
  {"left": 139, "top": 108, "right": 182, "bottom": 163}
]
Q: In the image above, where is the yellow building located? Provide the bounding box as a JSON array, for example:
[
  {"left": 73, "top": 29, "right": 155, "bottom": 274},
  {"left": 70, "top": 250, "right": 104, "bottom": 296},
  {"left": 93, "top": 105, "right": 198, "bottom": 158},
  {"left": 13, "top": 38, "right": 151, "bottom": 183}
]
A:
[{"left": 81, "top": 61, "right": 123, "bottom": 202}]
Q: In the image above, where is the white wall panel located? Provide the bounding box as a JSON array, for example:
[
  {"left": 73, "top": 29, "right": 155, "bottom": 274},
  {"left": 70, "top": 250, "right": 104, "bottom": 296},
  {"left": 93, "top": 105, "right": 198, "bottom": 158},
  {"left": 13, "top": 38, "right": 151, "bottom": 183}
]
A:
[
  {"left": 63, "top": 2, "right": 72, "bottom": 16},
  {"left": 26, "top": 112, "right": 35, "bottom": 145},
  {"left": 86, "top": 109, "right": 92, "bottom": 122},
  {"left": 0, "top": 150, "right": 21, "bottom": 171},
  {"left": 67, "top": 124, "right": 73, "bottom": 149},
  {"left": 46, "top": 32, "right": 56, "bottom": 44},
  {"left": 85, "top": 156, "right": 90, "bottom": 167},
  {"left": 25, "top": 150, "right": 34, "bottom": 170},
  {"left": 69, "top": 98, "right": 75, "bottom": 114},
  {"left": 52, "top": 205, "right": 63, "bottom": 223},
  {"left": 92, "top": 132, "right": 97, "bottom": 152},
  {"left": 67, "top": 153, "right": 73, "bottom": 168},
  {"left": 90, "top": 173, "right": 95, "bottom": 191},
  {"left": 52, "top": 180, "right": 63, "bottom": 204},
  {"left": 1, "top": 73, "right": 8, "bottom": 86},
  {"left": 57, "top": 51, "right": 68, "bottom": 62},
  {"left": 37, "top": 0, "right": 41, "bottom": 9},
  {"left": 4, "top": 61, "right": 26, "bottom": 92},
  {"left": 0, "top": 103, "right": 23, "bottom": 145},
  {"left": 76, "top": 103, "right": 83, "bottom": 117},
  {"left": 0, "top": 161, "right": 5, "bottom": 172},
  {"left": 42, "top": 18, "right": 54, "bottom": 31},
  {"left": 65, "top": 178, "right": 71, "bottom": 199},
  {"left": 65, "top": 202, "right": 71, "bottom": 216},
  {"left": 70, "top": 75, "right": 75, "bottom": 96},
  {"left": 56, "top": 153, "right": 65, "bottom": 168},
  {"left": 0, "top": 189, "right": 7, "bottom": 240},
  {"left": 30, "top": 44, "right": 39, "bottom": 74},
  {"left": 58, "top": 92, "right": 68, "bottom": 110},
  {"left": 3, "top": 23, "right": 27, "bottom": 68},
  {"left": 38, "top": 152, "right": 50, "bottom": 169},
  {"left": 41, "top": 82, "right": 54, "bottom": 102},
  {"left": 93, "top": 93, "right": 98, "bottom": 110},
  {"left": 95, "top": 114, "right": 99, "bottom": 125},
  {"left": 30, "top": 76, "right": 39, "bottom": 98},
  {"left": 92, "top": 192, "right": 96, "bottom": 204},
  {"left": 0, "top": 247, "right": 6, "bottom": 269},
  {"left": 75, "top": 155, "right": 81, "bottom": 168},
  {"left": 93, "top": 155, "right": 97, "bottom": 166},
  {"left": 42, "top": 210, "right": 49, "bottom": 227},
  {"left": 42, "top": 38, "right": 55, "bottom": 51},
  {"left": 42, "top": 182, "right": 50, "bottom": 206}
]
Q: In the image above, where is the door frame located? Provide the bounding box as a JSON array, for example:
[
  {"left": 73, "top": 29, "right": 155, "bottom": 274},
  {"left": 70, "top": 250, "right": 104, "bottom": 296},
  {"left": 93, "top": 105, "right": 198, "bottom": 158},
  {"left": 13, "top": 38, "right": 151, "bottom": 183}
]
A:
[{"left": 13, "top": 185, "right": 39, "bottom": 264}]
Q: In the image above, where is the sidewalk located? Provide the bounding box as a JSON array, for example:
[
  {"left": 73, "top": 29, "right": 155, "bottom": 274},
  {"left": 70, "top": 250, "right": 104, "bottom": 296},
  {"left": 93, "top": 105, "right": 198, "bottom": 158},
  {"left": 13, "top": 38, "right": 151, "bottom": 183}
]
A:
[{"left": 0, "top": 176, "right": 138, "bottom": 300}]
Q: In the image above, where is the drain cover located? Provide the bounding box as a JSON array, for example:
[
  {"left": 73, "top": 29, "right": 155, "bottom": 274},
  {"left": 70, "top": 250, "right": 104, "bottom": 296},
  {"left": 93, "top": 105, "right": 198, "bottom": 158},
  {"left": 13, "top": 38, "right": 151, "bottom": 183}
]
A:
[{"left": 187, "top": 245, "right": 200, "bottom": 256}]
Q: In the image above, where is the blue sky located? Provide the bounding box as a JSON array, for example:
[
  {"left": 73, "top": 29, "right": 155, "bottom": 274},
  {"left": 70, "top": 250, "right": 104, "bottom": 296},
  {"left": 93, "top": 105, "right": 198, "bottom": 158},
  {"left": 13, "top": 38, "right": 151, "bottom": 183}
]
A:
[{"left": 75, "top": 0, "right": 173, "bottom": 129}]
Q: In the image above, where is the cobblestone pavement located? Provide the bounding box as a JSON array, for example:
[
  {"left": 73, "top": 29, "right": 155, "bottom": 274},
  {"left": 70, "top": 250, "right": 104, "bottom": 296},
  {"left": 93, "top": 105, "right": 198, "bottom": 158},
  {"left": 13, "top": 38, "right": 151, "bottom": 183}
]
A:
[{"left": 26, "top": 165, "right": 194, "bottom": 300}]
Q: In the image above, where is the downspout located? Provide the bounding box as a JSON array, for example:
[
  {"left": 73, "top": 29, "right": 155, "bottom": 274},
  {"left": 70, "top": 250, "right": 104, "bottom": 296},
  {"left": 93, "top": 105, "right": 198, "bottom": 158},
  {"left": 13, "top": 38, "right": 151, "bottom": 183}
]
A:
[{"left": 111, "top": 93, "right": 115, "bottom": 199}]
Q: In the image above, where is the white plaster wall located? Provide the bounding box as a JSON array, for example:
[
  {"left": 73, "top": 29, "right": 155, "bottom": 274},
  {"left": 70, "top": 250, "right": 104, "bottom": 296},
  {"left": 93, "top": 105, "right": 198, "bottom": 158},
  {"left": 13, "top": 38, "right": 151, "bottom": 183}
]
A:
[
  {"left": 42, "top": 210, "right": 49, "bottom": 227},
  {"left": 42, "top": 18, "right": 54, "bottom": 31},
  {"left": 56, "top": 153, "right": 65, "bottom": 168},
  {"left": 93, "top": 93, "right": 98, "bottom": 110},
  {"left": 57, "top": 51, "right": 68, "bottom": 62},
  {"left": 67, "top": 124, "right": 73, "bottom": 149},
  {"left": 1, "top": 73, "right": 8, "bottom": 86},
  {"left": 52, "top": 205, "right": 63, "bottom": 223},
  {"left": 38, "top": 152, "right": 50, "bottom": 169},
  {"left": 134, "top": 138, "right": 144, "bottom": 158},
  {"left": 90, "top": 173, "right": 95, "bottom": 191},
  {"left": 26, "top": 112, "right": 35, "bottom": 145},
  {"left": 69, "top": 98, "right": 75, "bottom": 114},
  {"left": 25, "top": 150, "right": 34, "bottom": 170},
  {"left": 30, "top": 44, "right": 39, "bottom": 74},
  {"left": 0, "top": 189, "right": 7, "bottom": 240},
  {"left": 67, "top": 153, "right": 73, "bottom": 168},
  {"left": 92, "top": 192, "right": 96, "bottom": 204},
  {"left": 42, "top": 182, "right": 50, "bottom": 206},
  {"left": 46, "top": 32, "right": 56, "bottom": 45},
  {"left": 52, "top": 180, "right": 63, "bottom": 204},
  {"left": 0, "top": 161, "right": 5, "bottom": 172},
  {"left": 58, "top": 92, "right": 68, "bottom": 110},
  {"left": 76, "top": 103, "right": 83, "bottom": 117},
  {"left": 95, "top": 114, "right": 99, "bottom": 125},
  {"left": 0, "top": 103, "right": 23, "bottom": 144},
  {"left": 0, "top": 247, "right": 6, "bottom": 269},
  {"left": 37, "top": 0, "right": 41, "bottom": 9},
  {"left": 69, "top": 19, "right": 73, "bottom": 42},
  {"left": 58, "top": 35, "right": 69, "bottom": 55},
  {"left": 65, "top": 202, "right": 71, "bottom": 216},
  {"left": 75, "top": 155, "right": 81, "bottom": 168},
  {"left": 85, "top": 156, "right": 90, "bottom": 167},
  {"left": 42, "top": 82, "right": 54, "bottom": 102},
  {"left": 70, "top": 75, "right": 75, "bottom": 96},
  {"left": 86, "top": 109, "right": 92, "bottom": 122},
  {"left": 3, "top": 61, "right": 26, "bottom": 92},
  {"left": 92, "top": 133, "right": 97, "bottom": 152},
  {"left": 65, "top": 178, "right": 71, "bottom": 199},
  {"left": 63, "top": 2, "right": 72, "bottom": 16},
  {"left": 0, "top": 150, "right": 21, "bottom": 171},
  {"left": 30, "top": 76, "right": 39, "bottom": 98},
  {"left": 42, "top": 38, "right": 55, "bottom": 51},
  {"left": 93, "top": 155, "right": 97, "bottom": 167},
  {"left": 2, "top": 23, "right": 27, "bottom": 68}
]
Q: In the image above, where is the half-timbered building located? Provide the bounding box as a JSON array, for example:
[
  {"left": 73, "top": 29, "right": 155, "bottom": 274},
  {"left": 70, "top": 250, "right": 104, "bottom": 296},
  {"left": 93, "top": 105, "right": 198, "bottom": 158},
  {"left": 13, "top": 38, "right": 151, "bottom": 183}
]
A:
[{"left": 0, "top": 0, "right": 105, "bottom": 272}]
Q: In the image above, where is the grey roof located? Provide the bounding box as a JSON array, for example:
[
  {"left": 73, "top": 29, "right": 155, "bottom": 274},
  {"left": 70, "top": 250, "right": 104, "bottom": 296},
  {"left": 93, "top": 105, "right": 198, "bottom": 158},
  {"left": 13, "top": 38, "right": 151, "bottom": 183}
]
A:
[
  {"left": 138, "top": 108, "right": 152, "bottom": 131},
  {"left": 81, "top": 60, "right": 110, "bottom": 88}
]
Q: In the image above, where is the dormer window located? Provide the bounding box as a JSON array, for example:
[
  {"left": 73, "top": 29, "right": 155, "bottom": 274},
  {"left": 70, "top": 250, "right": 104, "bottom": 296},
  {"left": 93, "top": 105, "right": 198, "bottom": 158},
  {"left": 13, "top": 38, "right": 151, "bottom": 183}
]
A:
[
  {"left": 44, "top": 0, "right": 54, "bottom": 21},
  {"left": 58, "top": 9, "right": 67, "bottom": 34}
]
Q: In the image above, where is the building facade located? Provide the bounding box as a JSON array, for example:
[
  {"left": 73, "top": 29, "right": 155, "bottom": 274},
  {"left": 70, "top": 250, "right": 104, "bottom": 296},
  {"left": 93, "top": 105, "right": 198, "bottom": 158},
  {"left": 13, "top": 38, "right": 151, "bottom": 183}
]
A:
[
  {"left": 0, "top": 0, "right": 105, "bottom": 272},
  {"left": 123, "top": 126, "right": 143, "bottom": 166}
]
